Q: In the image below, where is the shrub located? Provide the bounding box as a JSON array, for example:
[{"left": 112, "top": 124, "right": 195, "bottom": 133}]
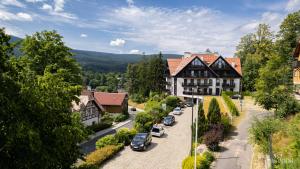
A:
[
  {"left": 202, "top": 151, "right": 215, "bottom": 163},
  {"left": 95, "top": 135, "right": 118, "bottom": 149},
  {"left": 86, "top": 122, "right": 112, "bottom": 133},
  {"left": 114, "top": 114, "right": 129, "bottom": 122},
  {"left": 85, "top": 144, "right": 124, "bottom": 166},
  {"left": 222, "top": 93, "right": 239, "bottom": 116},
  {"left": 222, "top": 91, "right": 239, "bottom": 97},
  {"left": 221, "top": 115, "right": 231, "bottom": 134},
  {"left": 207, "top": 98, "right": 221, "bottom": 124},
  {"left": 203, "top": 124, "right": 224, "bottom": 151},
  {"left": 275, "top": 98, "right": 300, "bottom": 118},
  {"left": 131, "top": 94, "right": 145, "bottom": 103},
  {"left": 75, "top": 163, "right": 98, "bottom": 169},
  {"left": 182, "top": 154, "right": 213, "bottom": 169},
  {"left": 134, "top": 112, "right": 153, "bottom": 132},
  {"left": 115, "top": 128, "right": 137, "bottom": 146},
  {"left": 165, "top": 95, "right": 180, "bottom": 109},
  {"left": 101, "top": 113, "right": 114, "bottom": 123}
]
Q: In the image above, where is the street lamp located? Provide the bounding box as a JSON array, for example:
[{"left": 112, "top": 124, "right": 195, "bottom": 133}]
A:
[{"left": 194, "top": 97, "right": 198, "bottom": 169}]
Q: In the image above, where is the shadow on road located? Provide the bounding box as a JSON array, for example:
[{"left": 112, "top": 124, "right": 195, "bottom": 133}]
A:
[{"left": 218, "top": 146, "right": 229, "bottom": 152}]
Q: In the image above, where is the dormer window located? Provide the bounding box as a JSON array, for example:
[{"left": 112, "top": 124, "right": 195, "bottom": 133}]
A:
[{"left": 192, "top": 59, "right": 202, "bottom": 66}]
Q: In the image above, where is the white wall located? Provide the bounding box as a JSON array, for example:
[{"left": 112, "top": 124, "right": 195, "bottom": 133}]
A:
[{"left": 82, "top": 117, "right": 99, "bottom": 126}]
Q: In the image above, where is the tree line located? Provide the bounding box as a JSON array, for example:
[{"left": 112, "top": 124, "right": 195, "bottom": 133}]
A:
[
  {"left": 236, "top": 10, "right": 300, "bottom": 116},
  {"left": 125, "top": 52, "right": 166, "bottom": 102}
]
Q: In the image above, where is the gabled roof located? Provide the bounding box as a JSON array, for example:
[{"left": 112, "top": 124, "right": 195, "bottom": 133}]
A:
[
  {"left": 94, "top": 92, "right": 127, "bottom": 106},
  {"left": 167, "top": 53, "right": 242, "bottom": 76}
]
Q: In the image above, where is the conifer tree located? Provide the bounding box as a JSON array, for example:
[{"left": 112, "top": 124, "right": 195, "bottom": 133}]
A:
[{"left": 207, "top": 98, "right": 221, "bottom": 124}]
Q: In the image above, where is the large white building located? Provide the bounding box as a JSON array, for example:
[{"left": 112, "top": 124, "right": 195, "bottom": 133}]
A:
[{"left": 166, "top": 52, "right": 242, "bottom": 101}]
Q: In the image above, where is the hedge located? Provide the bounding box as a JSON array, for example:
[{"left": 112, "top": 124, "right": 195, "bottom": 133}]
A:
[
  {"left": 222, "top": 93, "right": 239, "bottom": 116},
  {"left": 114, "top": 114, "right": 129, "bottom": 122},
  {"left": 84, "top": 144, "right": 124, "bottom": 167},
  {"left": 182, "top": 152, "right": 214, "bottom": 169},
  {"left": 86, "top": 122, "right": 112, "bottom": 133}
]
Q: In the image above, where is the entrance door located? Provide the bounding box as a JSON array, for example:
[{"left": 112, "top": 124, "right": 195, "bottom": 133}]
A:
[{"left": 216, "top": 88, "right": 220, "bottom": 96}]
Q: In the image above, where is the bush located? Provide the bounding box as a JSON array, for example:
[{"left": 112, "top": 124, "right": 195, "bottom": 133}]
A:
[
  {"left": 203, "top": 124, "right": 224, "bottom": 151},
  {"left": 101, "top": 113, "right": 114, "bottom": 123},
  {"left": 115, "top": 128, "right": 137, "bottom": 146},
  {"left": 202, "top": 151, "right": 215, "bottom": 163},
  {"left": 165, "top": 95, "right": 180, "bottom": 109},
  {"left": 75, "top": 163, "right": 98, "bottom": 169},
  {"left": 86, "top": 122, "right": 112, "bottom": 133},
  {"left": 275, "top": 98, "right": 300, "bottom": 118},
  {"left": 207, "top": 98, "right": 221, "bottom": 124},
  {"left": 221, "top": 115, "right": 231, "bottom": 134},
  {"left": 114, "top": 114, "right": 129, "bottom": 122},
  {"left": 85, "top": 144, "right": 124, "bottom": 166},
  {"left": 95, "top": 135, "right": 118, "bottom": 149},
  {"left": 222, "top": 91, "right": 239, "bottom": 97},
  {"left": 134, "top": 112, "right": 154, "bottom": 132},
  {"left": 222, "top": 93, "right": 239, "bottom": 116},
  {"left": 131, "top": 94, "right": 146, "bottom": 103},
  {"left": 182, "top": 153, "right": 213, "bottom": 169}
]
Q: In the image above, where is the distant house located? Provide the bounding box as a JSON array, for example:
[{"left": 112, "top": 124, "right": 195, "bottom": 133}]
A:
[
  {"left": 293, "top": 40, "right": 300, "bottom": 93},
  {"left": 166, "top": 52, "right": 242, "bottom": 101},
  {"left": 72, "top": 91, "right": 128, "bottom": 126},
  {"left": 94, "top": 92, "right": 128, "bottom": 114},
  {"left": 72, "top": 95, "right": 104, "bottom": 126}
]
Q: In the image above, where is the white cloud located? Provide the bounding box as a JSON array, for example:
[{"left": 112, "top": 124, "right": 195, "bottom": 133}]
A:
[
  {"left": 26, "top": 0, "right": 45, "bottom": 3},
  {"left": 80, "top": 33, "right": 87, "bottom": 38},
  {"left": 110, "top": 38, "right": 126, "bottom": 47},
  {"left": 0, "top": 9, "right": 32, "bottom": 21},
  {"left": 286, "top": 0, "right": 300, "bottom": 12},
  {"left": 1, "top": 0, "right": 25, "bottom": 8},
  {"left": 54, "top": 0, "right": 65, "bottom": 12},
  {"left": 129, "top": 49, "right": 140, "bottom": 54},
  {"left": 126, "top": 0, "right": 134, "bottom": 6},
  {"left": 16, "top": 12, "right": 33, "bottom": 21},
  {"left": 41, "top": 2, "right": 77, "bottom": 20}
]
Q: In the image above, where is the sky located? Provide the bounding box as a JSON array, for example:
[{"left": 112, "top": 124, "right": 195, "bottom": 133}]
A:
[{"left": 0, "top": 0, "right": 299, "bottom": 56}]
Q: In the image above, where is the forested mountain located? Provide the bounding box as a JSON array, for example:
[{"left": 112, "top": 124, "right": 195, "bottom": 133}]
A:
[{"left": 10, "top": 35, "right": 181, "bottom": 72}]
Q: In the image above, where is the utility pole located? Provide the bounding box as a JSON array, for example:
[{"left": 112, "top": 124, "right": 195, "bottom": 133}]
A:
[
  {"left": 194, "top": 97, "right": 198, "bottom": 169},
  {"left": 190, "top": 89, "right": 194, "bottom": 156},
  {"left": 269, "top": 135, "right": 274, "bottom": 169}
]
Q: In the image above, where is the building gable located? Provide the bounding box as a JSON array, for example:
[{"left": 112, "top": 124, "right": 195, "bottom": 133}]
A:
[
  {"left": 176, "top": 56, "right": 218, "bottom": 78},
  {"left": 209, "top": 56, "right": 242, "bottom": 78}
]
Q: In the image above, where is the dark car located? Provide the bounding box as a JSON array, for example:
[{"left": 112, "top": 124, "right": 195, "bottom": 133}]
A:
[
  {"left": 163, "top": 115, "right": 175, "bottom": 126},
  {"left": 130, "top": 133, "right": 152, "bottom": 151},
  {"left": 131, "top": 107, "right": 136, "bottom": 111},
  {"left": 231, "top": 94, "right": 242, "bottom": 99}
]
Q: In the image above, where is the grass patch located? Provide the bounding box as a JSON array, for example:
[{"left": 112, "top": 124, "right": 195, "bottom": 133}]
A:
[
  {"left": 251, "top": 145, "right": 265, "bottom": 169},
  {"left": 203, "top": 96, "right": 227, "bottom": 116},
  {"left": 128, "top": 99, "right": 145, "bottom": 110}
]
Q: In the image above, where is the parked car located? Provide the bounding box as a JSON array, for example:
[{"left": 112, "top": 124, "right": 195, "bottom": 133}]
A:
[
  {"left": 130, "top": 107, "right": 136, "bottom": 111},
  {"left": 163, "top": 115, "right": 175, "bottom": 126},
  {"left": 130, "top": 133, "right": 152, "bottom": 151},
  {"left": 231, "top": 94, "right": 242, "bottom": 99},
  {"left": 178, "top": 102, "right": 186, "bottom": 108},
  {"left": 185, "top": 102, "right": 193, "bottom": 107},
  {"left": 151, "top": 125, "right": 165, "bottom": 137},
  {"left": 173, "top": 107, "right": 183, "bottom": 115}
]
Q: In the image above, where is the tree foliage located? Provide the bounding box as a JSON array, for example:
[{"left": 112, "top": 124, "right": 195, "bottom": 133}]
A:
[
  {"left": 203, "top": 124, "right": 224, "bottom": 151},
  {"left": 134, "top": 112, "right": 154, "bottom": 132},
  {"left": 126, "top": 52, "right": 166, "bottom": 99},
  {"left": 0, "top": 29, "right": 87, "bottom": 169},
  {"left": 207, "top": 98, "right": 221, "bottom": 124}
]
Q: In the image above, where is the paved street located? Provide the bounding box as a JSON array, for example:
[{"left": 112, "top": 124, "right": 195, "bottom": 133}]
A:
[
  {"left": 213, "top": 98, "right": 272, "bottom": 169},
  {"left": 101, "top": 107, "right": 193, "bottom": 169},
  {"left": 80, "top": 107, "right": 138, "bottom": 154}
]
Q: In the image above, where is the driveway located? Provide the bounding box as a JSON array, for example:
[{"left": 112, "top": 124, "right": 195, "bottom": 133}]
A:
[
  {"left": 213, "top": 98, "right": 272, "bottom": 169},
  {"left": 80, "top": 107, "right": 138, "bottom": 154},
  {"left": 101, "top": 107, "right": 193, "bottom": 169}
]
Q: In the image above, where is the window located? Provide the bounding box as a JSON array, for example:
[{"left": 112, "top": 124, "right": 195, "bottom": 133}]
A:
[
  {"left": 197, "top": 79, "right": 200, "bottom": 85},
  {"left": 184, "top": 79, "right": 187, "bottom": 84},
  {"left": 204, "top": 71, "right": 207, "bottom": 77},
  {"left": 191, "top": 70, "right": 194, "bottom": 77},
  {"left": 192, "top": 59, "right": 202, "bottom": 66},
  {"left": 209, "top": 79, "right": 212, "bottom": 84},
  {"left": 191, "top": 79, "right": 194, "bottom": 84}
]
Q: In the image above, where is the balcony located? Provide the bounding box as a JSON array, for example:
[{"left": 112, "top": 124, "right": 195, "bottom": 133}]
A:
[
  {"left": 182, "top": 82, "right": 212, "bottom": 87},
  {"left": 183, "top": 91, "right": 210, "bottom": 95},
  {"left": 222, "top": 83, "right": 235, "bottom": 88}
]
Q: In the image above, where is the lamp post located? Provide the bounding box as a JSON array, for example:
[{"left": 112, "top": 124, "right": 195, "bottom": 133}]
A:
[
  {"left": 190, "top": 89, "right": 194, "bottom": 156},
  {"left": 194, "top": 97, "right": 198, "bottom": 169}
]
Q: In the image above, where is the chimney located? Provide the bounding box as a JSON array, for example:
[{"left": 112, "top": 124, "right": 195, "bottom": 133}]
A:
[{"left": 184, "top": 52, "right": 192, "bottom": 58}]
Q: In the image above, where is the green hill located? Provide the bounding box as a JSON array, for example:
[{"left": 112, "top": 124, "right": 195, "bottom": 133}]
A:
[{"left": 10, "top": 36, "right": 181, "bottom": 72}]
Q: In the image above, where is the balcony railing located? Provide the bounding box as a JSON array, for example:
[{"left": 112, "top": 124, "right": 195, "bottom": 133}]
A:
[
  {"left": 222, "top": 83, "right": 235, "bottom": 88},
  {"left": 182, "top": 82, "right": 212, "bottom": 87},
  {"left": 183, "top": 91, "right": 210, "bottom": 95}
]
